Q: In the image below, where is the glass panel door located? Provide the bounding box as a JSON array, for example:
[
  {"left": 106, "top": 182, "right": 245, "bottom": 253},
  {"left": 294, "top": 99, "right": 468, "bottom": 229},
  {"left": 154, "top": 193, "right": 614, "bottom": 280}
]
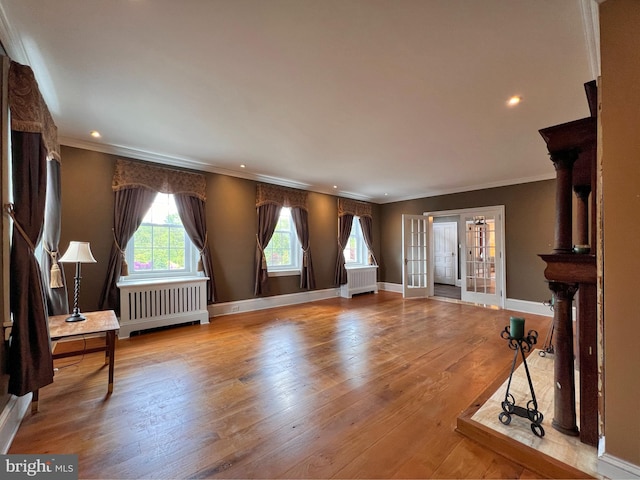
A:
[
  {"left": 402, "top": 214, "right": 430, "bottom": 298},
  {"left": 461, "top": 209, "right": 503, "bottom": 307}
]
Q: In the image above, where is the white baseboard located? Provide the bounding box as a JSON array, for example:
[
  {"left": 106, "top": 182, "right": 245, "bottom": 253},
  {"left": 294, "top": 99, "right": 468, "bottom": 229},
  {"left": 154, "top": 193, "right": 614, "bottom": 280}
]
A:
[
  {"left": 598, "top": 453, "right": 640, "bottom": 479},
  {"left": 504, "top": 298, "right": 554, "bottom": 317},
  {"left": 209, "top": 288, "right": 340, "bottom": 317},
  {"left": 380, "top": 283, "right": 554, "bottom": 317},
  {"left": 379, "top": 282, "right": 402, "bottom": 294},
  {"left": 0, "top": 393, "right": 31, "bottom": 454}
]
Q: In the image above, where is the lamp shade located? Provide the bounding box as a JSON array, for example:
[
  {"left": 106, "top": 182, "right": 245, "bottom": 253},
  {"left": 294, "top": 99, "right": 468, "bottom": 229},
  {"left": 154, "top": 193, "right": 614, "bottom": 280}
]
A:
[{"left": 59, "top": 241, "right": 97, "bottom": 264}]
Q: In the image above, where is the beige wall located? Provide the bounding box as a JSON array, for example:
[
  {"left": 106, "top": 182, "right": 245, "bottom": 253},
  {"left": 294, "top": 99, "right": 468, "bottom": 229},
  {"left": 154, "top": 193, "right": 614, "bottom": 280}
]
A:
[
  {"left": 600, "top": 0, "right": 640, "bottom": 467},
  {"left": 59, "top": 148, "right": 115, "bottom": 313},
  {"left": 61, "top": 144, "right": 552, "bottom": 309},
  {"left": 59, "top": 146, "right": 374, "bottom": 309},
  {"left": 378, "top": 180, "right": 556, "bottom": 302}
]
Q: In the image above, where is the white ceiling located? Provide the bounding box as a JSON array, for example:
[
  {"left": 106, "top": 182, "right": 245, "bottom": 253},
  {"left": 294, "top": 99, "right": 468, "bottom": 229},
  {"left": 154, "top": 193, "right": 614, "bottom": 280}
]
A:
[{"left": 0, "top": 0, "right": 597, "bottom": 203}]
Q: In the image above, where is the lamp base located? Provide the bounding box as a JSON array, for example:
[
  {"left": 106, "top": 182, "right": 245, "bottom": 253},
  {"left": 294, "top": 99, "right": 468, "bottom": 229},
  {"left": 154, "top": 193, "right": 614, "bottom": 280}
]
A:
[{"left": 65, "top": 312, "right": 86, "bottom": 322}]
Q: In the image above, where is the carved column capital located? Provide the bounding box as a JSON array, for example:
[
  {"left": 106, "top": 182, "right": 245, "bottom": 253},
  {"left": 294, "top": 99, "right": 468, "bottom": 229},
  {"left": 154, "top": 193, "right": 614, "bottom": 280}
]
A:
[
  {"left": 548, "top": 281, "right": 579, "bottom": 299},
  {"left": 549, "top": 149, "right": 580, "bottom": 170},
  {"left": 573, "top": 184, "right": 591, "bottom": 200}
]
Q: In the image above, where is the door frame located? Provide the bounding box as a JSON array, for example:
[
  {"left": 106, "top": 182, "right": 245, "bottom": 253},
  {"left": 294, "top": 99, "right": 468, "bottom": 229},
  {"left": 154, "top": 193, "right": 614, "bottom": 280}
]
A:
[{"left": 425, "top": 206, "right": 506, "bottom": 308}]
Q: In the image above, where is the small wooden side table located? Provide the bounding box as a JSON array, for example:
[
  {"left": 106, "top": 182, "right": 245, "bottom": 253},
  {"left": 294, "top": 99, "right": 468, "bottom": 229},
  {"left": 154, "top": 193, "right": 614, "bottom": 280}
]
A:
[{"left": 32, "top": 310, "right": 119, "bottom": 412}]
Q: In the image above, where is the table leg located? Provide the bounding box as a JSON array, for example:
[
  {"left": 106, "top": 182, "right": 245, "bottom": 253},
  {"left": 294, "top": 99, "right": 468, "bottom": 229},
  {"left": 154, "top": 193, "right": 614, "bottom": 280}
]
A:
[{"left": 106, "top": 330, "right": 115, "bottom": 394}]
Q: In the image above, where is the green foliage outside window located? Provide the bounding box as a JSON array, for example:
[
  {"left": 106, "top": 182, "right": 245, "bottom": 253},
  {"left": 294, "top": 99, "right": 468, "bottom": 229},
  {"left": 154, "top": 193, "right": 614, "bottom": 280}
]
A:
[
  {"left": 264, "top": 208, "right": 296, "bottom": 268},
  {"left": 132, "top": 224, "right": 187, "bottom": 271},
  {"left": 127, "top": 193, "right": 194, "bottom": 276}
]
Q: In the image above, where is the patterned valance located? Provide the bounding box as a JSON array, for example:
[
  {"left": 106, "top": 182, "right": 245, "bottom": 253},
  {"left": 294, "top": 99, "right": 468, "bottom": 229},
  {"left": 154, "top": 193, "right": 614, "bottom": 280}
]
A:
[
  {"left": 112, "top": 159, "right": 206, "bottom": 201},
  {"left": 338, "top": 198, "right": 372, "bottom": 218},
  {"left": 8, "top": 61, "right": 60, "bottom": 162},
  {"left": 256, "top": 183, "right": 308, "bottom": 211}
]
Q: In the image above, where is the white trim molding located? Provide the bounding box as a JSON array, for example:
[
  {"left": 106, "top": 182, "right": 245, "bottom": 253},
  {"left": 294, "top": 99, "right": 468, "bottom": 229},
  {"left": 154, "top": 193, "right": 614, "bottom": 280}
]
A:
[
  {"left": 580, "top": 0, "right": 601, "bottom": 80},
  {"left": 598, "top": 452, "right": 640, "bottom": 479},
  {"left": 379, "top": 282, "right": 402, "bottom": 294},
  {"left": 505, "top": 298, "right": 554, "bottom": 318},
  {"left": 209, "top": 288, "right": 340, "bottom": 317},
  {"left": 0, "top": 393, "right": 31, "bottom": 454},
  {"left": 59, "top": 137, "right": 372, "bottom": 203},
  {"left": 380, "top": 283, "right": 554, "bottom": 318},
  {"left": 0, "top": 3, "right": 29, "bottom": 65}
]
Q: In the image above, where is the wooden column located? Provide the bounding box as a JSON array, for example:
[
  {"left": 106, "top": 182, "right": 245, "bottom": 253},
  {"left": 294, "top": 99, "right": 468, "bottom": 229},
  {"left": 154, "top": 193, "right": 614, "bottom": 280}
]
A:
[
  {"left": 550, "top": 150, "right": 578, "bottom": 253},
  {"left": 574, "top": 185, "right": 591, "bottom": 248},
  {"left": 549, "top": 281, "right": 579, "bottom": 436},
  {"left": 577, "top": 282, "right": 598, "bottom": 446},
  {"left": 539, "top": 86, "right": 598, "bottom": 446}
]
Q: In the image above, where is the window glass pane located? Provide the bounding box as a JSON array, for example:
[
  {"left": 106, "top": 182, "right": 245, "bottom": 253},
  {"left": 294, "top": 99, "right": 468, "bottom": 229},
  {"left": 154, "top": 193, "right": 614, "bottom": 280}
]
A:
[
  {"left": 344, "top": 216, "right": 367, "bottom": 264},
  {"left": 128, "top": 193, "right": 194, "bottom": 275},
  {"left": 134, "top": 225, "right": 152, "bottom": 247},
  {"left": 344, "top": 236, "right": 357, "bottom": 262},
  {"left": 264, "top": 208, "right": 299, "bottom": 270},
  {"left": 170, "top": 228, "right": 185, "bottom": 248},
  {"left": 134, "top": 248, "right": 153, "bottom": 270}
]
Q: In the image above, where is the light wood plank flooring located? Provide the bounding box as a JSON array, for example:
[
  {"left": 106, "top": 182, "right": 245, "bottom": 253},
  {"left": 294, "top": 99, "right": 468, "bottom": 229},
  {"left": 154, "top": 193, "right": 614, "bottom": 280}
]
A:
[{"left": 10, "top": 291, "right": 553, "bottom": 479}]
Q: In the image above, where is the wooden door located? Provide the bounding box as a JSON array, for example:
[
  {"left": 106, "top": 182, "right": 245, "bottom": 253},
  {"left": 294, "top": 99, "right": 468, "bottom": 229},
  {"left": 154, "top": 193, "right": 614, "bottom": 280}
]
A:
[{"left": 433, "top": 222, "right": 457, "bottom": 285}]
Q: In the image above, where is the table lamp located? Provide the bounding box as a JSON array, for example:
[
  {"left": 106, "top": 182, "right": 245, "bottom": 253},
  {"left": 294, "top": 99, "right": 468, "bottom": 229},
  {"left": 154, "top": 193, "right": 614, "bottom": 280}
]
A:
[{"left": 59, "top": 241, "right": 97, "bottom": 322}]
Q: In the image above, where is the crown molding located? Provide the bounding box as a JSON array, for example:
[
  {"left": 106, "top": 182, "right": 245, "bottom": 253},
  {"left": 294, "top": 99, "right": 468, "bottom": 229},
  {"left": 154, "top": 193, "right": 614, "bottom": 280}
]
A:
[
  {"left": 375, "top": 172, "right": 557, "bottom": 204},
  {"left": 61, "top": 137, "right": 553, "bottom": 206},
  {"left": 0, "top": 3, "right": 28, "bottom": 64},
  {"left": 59, "top": 137, "right": 373, "bottom": 202},
  {"left": 580, "top": 0, "right": 601, "bottom": 80}
]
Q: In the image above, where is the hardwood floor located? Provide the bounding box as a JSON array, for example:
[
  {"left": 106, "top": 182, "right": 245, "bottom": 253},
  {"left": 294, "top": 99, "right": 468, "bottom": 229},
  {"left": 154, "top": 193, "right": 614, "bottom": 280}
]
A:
[{"left": 10, "top": 291, "right": 553, "bottom": 479}]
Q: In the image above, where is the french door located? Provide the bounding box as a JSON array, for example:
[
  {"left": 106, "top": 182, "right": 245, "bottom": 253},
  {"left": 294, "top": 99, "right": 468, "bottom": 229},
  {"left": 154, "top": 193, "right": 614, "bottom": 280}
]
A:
[
  {"left": 461, "top": 207, "right": 504, "bottom": 307},
  {"left": 401, "top": 214, "right": 431, "bottom": 298}
]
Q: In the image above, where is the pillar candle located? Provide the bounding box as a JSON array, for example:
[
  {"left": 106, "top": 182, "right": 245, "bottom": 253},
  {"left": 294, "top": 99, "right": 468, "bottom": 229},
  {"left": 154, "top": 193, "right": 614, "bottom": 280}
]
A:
[{"left": 510, "top": 316, "right": 525, "bottom": 339}]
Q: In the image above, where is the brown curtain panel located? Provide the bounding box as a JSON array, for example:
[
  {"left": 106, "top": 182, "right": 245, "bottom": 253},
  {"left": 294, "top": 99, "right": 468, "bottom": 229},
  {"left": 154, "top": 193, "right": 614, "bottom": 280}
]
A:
[
  {"left": 174, "top": 193, "right": 216, "bottom": 304},
  {"left": 7, "top": 131, "right": 54, "bottom": 396},
  {"left": 359, "top": 215, "right": 378, "bottom": 265},
  {"left": 40, "top": 158, "right": 69, "bottom": 315},
  {"left": 98, "top": 187, "right": 157, "bottom": 313},
  {"left": 291, "top": 207, "right": 316, "bottom": 290},
  {"left": 333, "top": 213, "right": 354, "bottom": 286},
  {"left": 254, "top": 203, "right": 282, "bottom": 295}
]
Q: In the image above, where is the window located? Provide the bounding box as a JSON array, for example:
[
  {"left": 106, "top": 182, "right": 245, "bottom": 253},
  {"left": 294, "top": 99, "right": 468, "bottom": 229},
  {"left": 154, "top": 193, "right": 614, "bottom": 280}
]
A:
[
  {"left": 344, "top": 216, "right": 368, "bottom": 265},
  {"left": 264, "top": 207, "right": 301, "bottom": 275},
  {"left": 125, "top": 193, "right": 197, "bottom": 278}
]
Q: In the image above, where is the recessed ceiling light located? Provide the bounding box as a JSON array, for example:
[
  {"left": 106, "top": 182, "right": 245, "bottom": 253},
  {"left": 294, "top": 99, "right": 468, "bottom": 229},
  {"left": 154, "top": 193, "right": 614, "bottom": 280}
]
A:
[
  {"left": 507, "top": 96, "right": 522, "bottom": 107},
  {"left": 333, "top": 185, "right": 338, "bottom": 189},
  {"left": 240, "top": 164, "right": 246, "bottom": 168},
  {"left": 90, "top": 130, "right": 101, "bottom": 138}
]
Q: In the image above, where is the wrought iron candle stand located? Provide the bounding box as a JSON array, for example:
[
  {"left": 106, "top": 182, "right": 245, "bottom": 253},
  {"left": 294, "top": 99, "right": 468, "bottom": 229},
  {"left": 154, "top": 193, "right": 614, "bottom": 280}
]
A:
[
  {"left": 499, "top": 326, "right": 545, "bottom": 437},
  {"left": 539, "top": 297, "right": 555, "bottom": 357}
]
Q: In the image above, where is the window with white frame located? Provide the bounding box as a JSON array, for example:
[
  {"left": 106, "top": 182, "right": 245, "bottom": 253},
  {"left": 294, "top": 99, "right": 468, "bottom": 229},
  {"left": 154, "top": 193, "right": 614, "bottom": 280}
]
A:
[
  {"left": 264, "top": 207, "right": 301, "bottom": 275},
  {"left": 344, "top": 216, "right": 368, "bottom": 265},
  {"left": 125, "top": 193, "right": 197, "bottom": 278}
]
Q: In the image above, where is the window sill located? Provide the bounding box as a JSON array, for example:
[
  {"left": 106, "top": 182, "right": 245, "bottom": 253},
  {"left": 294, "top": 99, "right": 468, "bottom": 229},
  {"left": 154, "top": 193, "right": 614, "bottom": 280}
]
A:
[
  {"left": 267, "top": 269, "right": 301, "bottom": 277},
  {"left": 117, "top": 275, "right": 208, "bottom": 288}
]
